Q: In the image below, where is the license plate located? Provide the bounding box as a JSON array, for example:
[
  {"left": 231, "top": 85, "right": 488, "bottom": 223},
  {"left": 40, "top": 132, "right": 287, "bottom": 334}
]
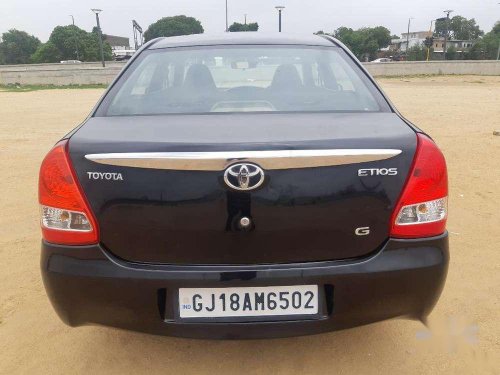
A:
[{"left": 178, "top": 285, "right": 318, "bottom": 319}]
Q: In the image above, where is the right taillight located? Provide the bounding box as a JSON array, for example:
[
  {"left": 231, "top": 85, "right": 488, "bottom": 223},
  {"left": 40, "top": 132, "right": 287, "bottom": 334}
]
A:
[
  {"left": 390, "top": 133, "right": 448, "bottom": 238},
  {"left": 38, "top": 140, "right": 99, "bottom": 245}
]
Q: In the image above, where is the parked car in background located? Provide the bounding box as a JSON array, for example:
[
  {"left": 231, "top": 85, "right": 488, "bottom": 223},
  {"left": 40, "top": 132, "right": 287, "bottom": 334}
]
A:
[
  {"left": 60, "top": 60, "right": 82, "bottom": 64},
  {"left": 370, "top": 57, "right": 392, "bottom": 63},
  {"left": 39, "top": 33, "right": 448, "bottom": 339},
  {"left": 113, "top": 49, "right": 136, "bottom": 61}
]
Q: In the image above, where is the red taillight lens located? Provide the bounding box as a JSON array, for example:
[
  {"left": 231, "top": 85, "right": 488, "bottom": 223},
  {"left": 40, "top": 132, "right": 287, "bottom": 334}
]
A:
[
  {"left": 390, "top": 133, "right": 448, "bottom": 238},
  {"left": 38, "top": 140, "right": 99, "bottom": 245}
]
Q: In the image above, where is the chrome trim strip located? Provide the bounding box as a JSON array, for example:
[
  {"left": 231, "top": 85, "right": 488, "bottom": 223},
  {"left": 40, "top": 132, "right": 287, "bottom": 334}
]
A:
[{"left": 85, "top": 149, "right": 402, "bottom": 171}]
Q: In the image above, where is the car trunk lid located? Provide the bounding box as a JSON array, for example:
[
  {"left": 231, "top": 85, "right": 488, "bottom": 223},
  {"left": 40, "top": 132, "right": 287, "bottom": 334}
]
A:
[{"left": 69, "top": 112, "right": 416, "bottom": 265}]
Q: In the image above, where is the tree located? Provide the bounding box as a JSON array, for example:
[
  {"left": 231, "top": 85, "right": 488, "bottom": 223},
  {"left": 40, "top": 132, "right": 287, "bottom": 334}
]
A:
[
  {"left": 465, "top": 22, "right": 500, "bottom": 60},
  {"left": 445, "top": 45, "right": 458, "bottom": 60},
  {"left": 0, "top": 29, "right": 40, "bottom": 64},
  {"left": 144, "top": 15, "right": 204, "bottom": 41},
  {"left": 434, "top": 17, "right": 450, "bottom": 38},
  {"left": 332, "top": 26, "right": 391, "bottom": 61},
  {"left": 78, "top": 33, "right": 112, "bottom": 62},
  {"left": 228, "top": 22, "right": 259, "bottom": 32},
  {"left": 435, "top": 16, "right": 483, "bottom": 40},
  {"left": 31, "top": 41, "right": 62, "bottom": 63},
  {"left": 48, "top": 25, "right": 112, "bottom": 62},
  {"left": 494, "top": 21, "right": 500, "bottom": 35},
  {"left": 30, "top": 25, "right": 112, "bottom": 63},
  {"left": 333, "top": 28, "right": 364, "bottom": 58},
  {"left": 49, "top": 25, "right": 87, "bottom": 60},
  {"left": 451, "top": 17, "right": 483, "bottom": 40},
  {"left": 368, "top": 26, "right": 392, "bottom": 49},
  {"left": 86, "top": 28, "right": 113, "bottom": 61},
  {"left": 406, "top": 43, "right": 430, "bottom": 61}
]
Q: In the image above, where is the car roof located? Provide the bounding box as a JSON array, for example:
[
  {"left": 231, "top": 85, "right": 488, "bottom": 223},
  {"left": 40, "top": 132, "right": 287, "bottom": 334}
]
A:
[{"left": 149, "top": 32, "right": 339, "bottom": 49}]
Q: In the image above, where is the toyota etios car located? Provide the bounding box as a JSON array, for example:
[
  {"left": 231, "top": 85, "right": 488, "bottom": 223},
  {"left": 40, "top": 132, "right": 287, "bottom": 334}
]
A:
[{"left": 39, "top": 33, "right": 448, "bottom": 339}]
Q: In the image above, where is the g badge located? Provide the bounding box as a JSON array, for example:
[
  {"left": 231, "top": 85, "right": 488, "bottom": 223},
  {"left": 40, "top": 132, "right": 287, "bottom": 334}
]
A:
[{"left": 355, "top": 227, "right": 370, "bottom": 236}]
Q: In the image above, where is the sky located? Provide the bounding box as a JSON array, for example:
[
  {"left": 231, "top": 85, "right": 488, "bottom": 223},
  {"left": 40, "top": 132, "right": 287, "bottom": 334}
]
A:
[{"left": 1, "top": 0, "right": 499, "bottom": 43}]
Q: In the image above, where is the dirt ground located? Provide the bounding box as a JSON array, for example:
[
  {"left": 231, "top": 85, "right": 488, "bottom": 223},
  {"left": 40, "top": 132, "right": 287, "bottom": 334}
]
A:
[{"left": 0, "top": 75, "right": 499, "bottom": 374}]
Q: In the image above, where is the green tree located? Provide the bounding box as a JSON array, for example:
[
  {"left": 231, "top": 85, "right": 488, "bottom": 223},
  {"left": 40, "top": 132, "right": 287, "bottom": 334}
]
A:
[
  {"left": 406, "top": 43, "right": 430, "bottom": 61},
  {"left": 435, "top": 16, "right": 483, "bottom": 40},
  {"left": 445, "top": 45, "right": 458, "bottom": 60},
  {"left": 368, "top": 26, "right": 392, "bottom": 49},
  {"left": 87, "top": 28, "right": 113, "bottom": 61},
  {"left": 31, "top": 41, "right": 62, "bottom": 63},
  {"left": 332, "top": 26, "right": 391, "bottom": 61},
  {"left": 435, "top": 17, "right": 451, "bottom": 38},
  {"left": 0, "top": 29, "right": 40, "bottom": 64},
  {"left": 34, "top": 25, "right": 112, "bottom": 63},
  {"left": 144, "top": 15, "right": 204, "bottom": 41},
  {"left": 494, "top": 22, "right": 500, "bottom": 35},
  {"left": 228, "top": 22, "right": 259, "bottom": 32},
  {"left": 451, "top": 16, "right": 483, "bottom": 40},
  {"left": 49, "top": 25, "right": 87, "bottom": 60},
  {"left": 465, "top": 21, "right": 500, "bottom": 60},
  {"left": 333, "top": 27, "right": 363, "bottom": 56}
]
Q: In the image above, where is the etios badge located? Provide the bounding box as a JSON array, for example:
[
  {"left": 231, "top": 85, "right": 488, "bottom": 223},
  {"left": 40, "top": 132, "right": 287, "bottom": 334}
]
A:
[{"left": 224, "top": 163, "right": 265, "bottom": 191}]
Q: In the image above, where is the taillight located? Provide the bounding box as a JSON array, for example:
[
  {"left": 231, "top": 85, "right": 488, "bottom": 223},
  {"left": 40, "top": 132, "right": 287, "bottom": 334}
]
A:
[
  {"left": 390, "top": 133, "right": 448, "bottom": 238},
  {"left": 38, "top": 140, "right": 99, "bottom": 245}
]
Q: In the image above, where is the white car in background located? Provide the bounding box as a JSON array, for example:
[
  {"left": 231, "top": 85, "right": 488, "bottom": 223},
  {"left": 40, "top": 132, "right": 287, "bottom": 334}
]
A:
[{"left": 370, "top": 58, "right": 392, "bottom": 63}]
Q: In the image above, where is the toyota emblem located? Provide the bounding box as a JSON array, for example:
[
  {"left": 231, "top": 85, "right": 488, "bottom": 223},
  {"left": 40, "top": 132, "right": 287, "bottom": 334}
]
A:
[{"left": 224, "top": 163, "right": 265, "bottom": 191}]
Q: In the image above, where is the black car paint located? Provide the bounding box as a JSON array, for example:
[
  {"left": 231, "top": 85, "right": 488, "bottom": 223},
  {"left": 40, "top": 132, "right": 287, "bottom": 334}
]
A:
[
  {"left": 69, "top": 113, "right": 416, "bottom": 264},
  {"left": 41, "top": 33, "right": 448, "bottom": 338},
  {"left": 41, "top": 234, "right": 448, "bottom": 339}
]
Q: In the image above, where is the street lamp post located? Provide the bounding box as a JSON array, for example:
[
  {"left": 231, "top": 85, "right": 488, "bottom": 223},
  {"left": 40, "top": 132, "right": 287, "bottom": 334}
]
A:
[
  {"left": 497, "top": 3, "right": 500, "bottom": 60},
  {"left": 225, "top": 0, "right": 228, "bottom": 32},
  {"left": 406, "top": 17, "right": 414, "bottom": 55},
  {"left": 69, "top": 15, "right": 80, "bottom": 61},
  {"left": 275, "top": 6, "right": 285, "bottom": 32},
  {"left": 426, "top": 20, "right": 435, "bottom": 62},
  {"left": 443, "top": 9, "right": 453, "bottom": 60},
  {"left": 91, "top": 9, "right": 105, "bottom": 67},
  {"left": 497, "top": 36, "right": 500, "bottom": 61}
]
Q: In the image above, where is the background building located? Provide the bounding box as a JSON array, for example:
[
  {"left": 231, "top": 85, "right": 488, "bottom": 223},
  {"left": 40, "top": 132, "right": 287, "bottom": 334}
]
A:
[
  {"left": 103, "top": 34, "right": 130, "bottom": 51},
  {"left": 432, "top": 37, "right": 475, "bottom": 54},
  {"left": 103, "top": 34, "right": 135, "bottom": 60},
  {"left": 390, "top": 30, "right": 432, "bottom": 51}
]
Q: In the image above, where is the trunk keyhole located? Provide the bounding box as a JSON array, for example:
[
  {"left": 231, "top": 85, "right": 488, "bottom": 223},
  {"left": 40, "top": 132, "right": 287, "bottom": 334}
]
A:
[
  {"left": 225, "top": 192, "right": 254, "bottom": 232},
  {"left": 238, "top": 216, "right": 252, "bottom": 231}
]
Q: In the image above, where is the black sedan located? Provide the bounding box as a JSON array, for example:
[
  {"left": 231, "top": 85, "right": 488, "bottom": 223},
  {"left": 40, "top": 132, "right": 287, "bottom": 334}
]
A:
[{"left": 39, "top": 33, "right": 448, "bottom": 339}]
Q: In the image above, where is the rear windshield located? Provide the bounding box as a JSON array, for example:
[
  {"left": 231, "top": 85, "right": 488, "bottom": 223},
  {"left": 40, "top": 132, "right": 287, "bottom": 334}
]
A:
[{"left": 99, "top": 45, "right": 388, "bottom": 116}]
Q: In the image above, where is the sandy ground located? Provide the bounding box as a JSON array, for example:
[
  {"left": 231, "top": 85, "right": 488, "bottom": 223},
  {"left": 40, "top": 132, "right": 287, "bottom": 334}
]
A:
[{"left": 0, "top": 76, "right": 499, "bottom": 374}]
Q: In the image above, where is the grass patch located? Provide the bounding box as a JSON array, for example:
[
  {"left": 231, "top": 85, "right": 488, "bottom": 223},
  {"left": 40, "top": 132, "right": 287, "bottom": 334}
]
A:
[
  {"left": 0, "top": 83, "right": 107, "bottom": 92},
  {"left": 375, "top": 73, "right": 498, "bottom": 79},
  {"left": 375, "top": 74, "right": 450, "bottom": 79}
]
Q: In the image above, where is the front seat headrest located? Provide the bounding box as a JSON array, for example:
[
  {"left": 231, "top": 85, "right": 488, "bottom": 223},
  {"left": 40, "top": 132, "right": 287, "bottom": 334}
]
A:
[
  {"left": 270, "top": 64, "right": 303, "bottom": 90},
  {"left": 183, "top": 64, "right": 216, "bottom": 92}
]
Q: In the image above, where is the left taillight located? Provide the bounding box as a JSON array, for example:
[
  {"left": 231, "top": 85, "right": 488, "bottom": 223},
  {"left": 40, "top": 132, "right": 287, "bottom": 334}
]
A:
[{"left": 38, "top": 140, "right": 99, "bottom": 245}]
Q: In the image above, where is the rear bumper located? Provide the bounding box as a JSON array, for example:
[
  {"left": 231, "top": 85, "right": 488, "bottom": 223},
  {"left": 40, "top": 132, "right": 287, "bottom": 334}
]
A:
[{"left": 41, "top": 234, "right": 448, "bottom": 339}]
